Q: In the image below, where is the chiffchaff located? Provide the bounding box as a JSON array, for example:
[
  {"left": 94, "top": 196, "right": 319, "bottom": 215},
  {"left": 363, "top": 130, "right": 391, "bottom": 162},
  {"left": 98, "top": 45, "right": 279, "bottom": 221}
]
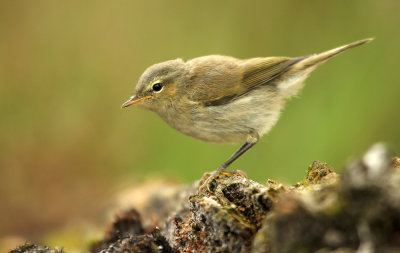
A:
[{"left": 122, "top": 38, "right": 373, "bottom": 191}]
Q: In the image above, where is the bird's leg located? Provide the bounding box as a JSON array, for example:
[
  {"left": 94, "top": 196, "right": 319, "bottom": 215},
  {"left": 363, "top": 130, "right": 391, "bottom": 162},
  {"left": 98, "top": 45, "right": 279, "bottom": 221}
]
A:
[{"left": 199, "top": 132, "right": 259, "bottom": 193}]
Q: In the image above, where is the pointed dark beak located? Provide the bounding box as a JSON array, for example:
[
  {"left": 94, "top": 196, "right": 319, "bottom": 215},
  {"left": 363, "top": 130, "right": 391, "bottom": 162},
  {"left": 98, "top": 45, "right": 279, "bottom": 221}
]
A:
[{"left": 121, "top": 95, "right": 152, "bottom": 108}]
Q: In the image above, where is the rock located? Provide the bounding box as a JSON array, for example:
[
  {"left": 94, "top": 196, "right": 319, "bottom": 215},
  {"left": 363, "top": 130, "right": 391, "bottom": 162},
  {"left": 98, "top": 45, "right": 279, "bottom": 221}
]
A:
[
  {"left": 9, "top": 243, "right": 64, "bottom": 253},
  {"left": 93, "top": 229, "right": 177, "bottom": 253},
  {"left": 11, "top": 144, "right": 400, "bottom": 253},
  {"left": 254, "top": 143, "right": 400, "bottom": 253},
  {"left": 165, "top": 175, "right": 274, "bottom": 252}
]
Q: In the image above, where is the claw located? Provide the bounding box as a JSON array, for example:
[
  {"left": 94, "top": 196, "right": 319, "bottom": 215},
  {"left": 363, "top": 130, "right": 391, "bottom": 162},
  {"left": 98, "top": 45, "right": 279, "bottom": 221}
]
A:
[{"left": 198, "top": 169, "right": 248, "bottom": 194}]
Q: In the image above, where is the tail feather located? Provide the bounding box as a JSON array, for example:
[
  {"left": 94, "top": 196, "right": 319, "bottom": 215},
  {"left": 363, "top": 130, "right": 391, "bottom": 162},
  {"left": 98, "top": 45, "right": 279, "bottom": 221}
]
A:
[
  {"left": 293, "top": 38, "right": 374, "bottom": 71},
  {"left": 277, "top": 38, "right": 373, "bottom": 98}
]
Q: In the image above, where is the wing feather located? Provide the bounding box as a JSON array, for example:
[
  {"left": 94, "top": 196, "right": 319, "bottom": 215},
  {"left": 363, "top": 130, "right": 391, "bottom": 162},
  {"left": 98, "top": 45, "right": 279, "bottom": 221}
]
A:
[
  {"left": 241, "top": 56, "right": 306, "bottom": 89},
  {"left": 185, "top": 55, "right": 307, "bottom": 107}
]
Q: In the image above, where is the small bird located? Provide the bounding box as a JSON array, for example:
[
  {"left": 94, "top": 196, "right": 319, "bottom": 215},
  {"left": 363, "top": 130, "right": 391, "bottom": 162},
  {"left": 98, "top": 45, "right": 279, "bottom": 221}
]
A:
[{"left": 122, "top": 38, "right": 372, "bottom": 191}]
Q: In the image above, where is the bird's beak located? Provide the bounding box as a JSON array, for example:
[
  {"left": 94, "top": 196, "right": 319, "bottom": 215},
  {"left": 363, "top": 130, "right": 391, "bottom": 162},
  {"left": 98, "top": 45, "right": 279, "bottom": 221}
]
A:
[{"left": 121, "top": 95, "right": 152, "bottom": 108}]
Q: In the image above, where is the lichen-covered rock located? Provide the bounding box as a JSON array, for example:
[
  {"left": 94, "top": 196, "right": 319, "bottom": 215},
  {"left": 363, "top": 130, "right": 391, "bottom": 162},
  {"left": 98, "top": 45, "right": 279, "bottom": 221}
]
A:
[
  {"left": 163, "top": 173, "right": 277, "bottom": 253},
  {"left": 91, "top": 209, "right": 145, "bottom": 252},
  {"left": 10, "top": 144, "right": 400, "bottom": 253},
  {"left": 90, "top": 208, "right": 177, "bottom": 253},
  {"left": 10, "top": 243, "right": 64, "bottom": 253},
  {"left": 253, "top": 143, "right": 400, "bottom": 253},
  {"left": 93, "top": 229, "right": 176, "bottom": 253},
  {"left": 84, "top": 144, "right": 400, "bottom": 253}
]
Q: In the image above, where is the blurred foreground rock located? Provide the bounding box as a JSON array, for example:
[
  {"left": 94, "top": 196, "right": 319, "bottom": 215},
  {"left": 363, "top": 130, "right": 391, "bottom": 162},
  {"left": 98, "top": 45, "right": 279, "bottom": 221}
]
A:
[{"left": 11, "top": 144, "right": 400, "bottom": 253}]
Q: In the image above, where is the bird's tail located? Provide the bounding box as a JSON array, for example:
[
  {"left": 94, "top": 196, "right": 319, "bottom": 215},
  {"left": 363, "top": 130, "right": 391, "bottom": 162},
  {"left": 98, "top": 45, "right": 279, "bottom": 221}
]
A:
[
  {"left": 292, "top": 38, "right": 374, "bottom": 72},
  {"left": 277, "top": 38, "right": 373, "bottom": 98}
]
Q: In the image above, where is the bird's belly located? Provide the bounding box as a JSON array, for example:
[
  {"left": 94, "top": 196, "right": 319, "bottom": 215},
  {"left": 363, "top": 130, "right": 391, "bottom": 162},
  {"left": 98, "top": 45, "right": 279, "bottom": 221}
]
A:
[{"left": 166, "top": 87, "right": 283, "bottom": 144}]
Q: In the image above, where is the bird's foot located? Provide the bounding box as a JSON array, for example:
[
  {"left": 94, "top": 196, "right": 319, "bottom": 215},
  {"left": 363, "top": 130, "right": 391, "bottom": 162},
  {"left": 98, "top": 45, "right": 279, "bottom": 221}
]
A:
[{"left": 198, "top": 168, "right": 248, "bottom": 194}]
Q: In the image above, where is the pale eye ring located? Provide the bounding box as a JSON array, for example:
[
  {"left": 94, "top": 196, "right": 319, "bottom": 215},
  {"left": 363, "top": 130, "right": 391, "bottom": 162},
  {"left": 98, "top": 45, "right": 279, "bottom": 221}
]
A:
[{"left": 152, "top": 82, "right": 163, "bottom": 92}]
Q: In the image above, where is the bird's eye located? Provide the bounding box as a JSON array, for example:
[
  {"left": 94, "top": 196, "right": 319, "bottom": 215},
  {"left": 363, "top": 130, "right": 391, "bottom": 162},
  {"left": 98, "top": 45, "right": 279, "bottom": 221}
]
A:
[{"left": 152, "top": 82, "right": 163, "bottom": 92}]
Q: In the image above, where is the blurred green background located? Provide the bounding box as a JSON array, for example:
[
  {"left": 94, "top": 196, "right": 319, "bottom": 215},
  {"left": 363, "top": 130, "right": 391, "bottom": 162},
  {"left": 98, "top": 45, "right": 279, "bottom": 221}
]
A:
[{"left": 1, "top": 0, "right": 399, "bottom": 242}]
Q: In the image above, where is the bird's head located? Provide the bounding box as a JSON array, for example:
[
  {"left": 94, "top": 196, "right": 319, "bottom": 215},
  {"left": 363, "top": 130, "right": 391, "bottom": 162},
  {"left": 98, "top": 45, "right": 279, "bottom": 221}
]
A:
[{"left": 122, "top": 58, "right": 186, "bottom": 111}]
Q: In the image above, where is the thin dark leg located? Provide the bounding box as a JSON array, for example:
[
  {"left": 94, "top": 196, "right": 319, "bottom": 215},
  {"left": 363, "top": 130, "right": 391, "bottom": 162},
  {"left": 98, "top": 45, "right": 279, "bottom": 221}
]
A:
[
  {"left": 198, "top": 135, "right": 259, "bottom": 193},
  {"left": 217, "top": 141, "right": 257, "bottom": 173}
]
